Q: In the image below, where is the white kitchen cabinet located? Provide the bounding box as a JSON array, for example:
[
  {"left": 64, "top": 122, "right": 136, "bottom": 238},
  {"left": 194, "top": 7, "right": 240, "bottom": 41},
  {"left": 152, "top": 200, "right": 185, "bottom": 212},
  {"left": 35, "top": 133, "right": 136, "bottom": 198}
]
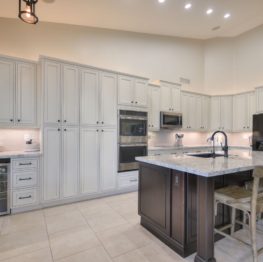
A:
[
  {"left": 81, "top": 69, "right": 117, "bottom": 127},
  {"left": 148, "top": 84, "right": 161, "bottom": 131},
  {"left": 43, "top": 61, "right": 61, "bottom": 125},
  {"left": 80, "top": 128, "right": 100, "bottom": 194},
  {"left": 233, "top": 92, "right": 256, "bottom": 132},
  {"left": 210, "top": 96, "right": 232, "bottom": 132},
  {"left": 160, "top": 81, "right": 181, "bottom": 113},
  {"left": 80, "top": 127, "right": 117, "bottom": 194},
  {"left": 62, "top": 127, "right": 79, "bottom": 198},
  {"left": 118, "top": 74, "right": 148, "bottom": 107},
  {"left": 43, "top": 127, "right": 61, "bottom": 202},
  {"left": 201, "top": 96, "right": 210, "bottom": 130},
  {"left": 256, "top": 87, "right": 263, "bottom": 113},
  {"left": 0, "top": 57, "right": 37, "bottom": 126},
  {"left": 62, "top": 65, "right": 79, "bottom": 125}
]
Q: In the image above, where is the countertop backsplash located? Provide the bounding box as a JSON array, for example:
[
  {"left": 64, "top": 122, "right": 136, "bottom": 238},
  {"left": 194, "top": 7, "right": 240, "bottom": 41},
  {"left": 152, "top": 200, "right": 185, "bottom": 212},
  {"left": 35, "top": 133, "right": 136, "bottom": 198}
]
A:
[{"left": 0, "top": 129, "right": 40, "bottom": 152}]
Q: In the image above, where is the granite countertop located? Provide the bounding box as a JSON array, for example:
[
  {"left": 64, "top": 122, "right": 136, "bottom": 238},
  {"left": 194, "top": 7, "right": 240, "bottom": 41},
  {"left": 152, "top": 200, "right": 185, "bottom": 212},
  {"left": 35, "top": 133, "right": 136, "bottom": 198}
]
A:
[
  {"left": 136, "top": 149, "right": 262, "bottom": 177},
  {"left": 148, "top": 145, "right": 251, "bottom": 151},
  {"left": 0, "top": 151, "right": 42, "bottom": 159}
]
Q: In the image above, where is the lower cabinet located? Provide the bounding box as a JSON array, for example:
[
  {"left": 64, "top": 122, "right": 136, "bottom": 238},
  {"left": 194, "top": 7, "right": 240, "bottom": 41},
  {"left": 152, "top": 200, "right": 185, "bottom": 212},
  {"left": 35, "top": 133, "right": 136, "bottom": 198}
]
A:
[
  {"left": 80, "top": 127, "right": 117, "bottom": 195},
  {"left": 43, "top": 126, "right": 79, "bottom": 202}
]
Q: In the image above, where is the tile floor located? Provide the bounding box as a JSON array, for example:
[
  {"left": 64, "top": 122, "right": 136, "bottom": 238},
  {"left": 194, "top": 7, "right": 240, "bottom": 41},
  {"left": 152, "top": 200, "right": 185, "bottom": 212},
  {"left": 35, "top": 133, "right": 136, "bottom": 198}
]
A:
[{"left": 0, "top": 192, "right": 262, "bottom": 262}]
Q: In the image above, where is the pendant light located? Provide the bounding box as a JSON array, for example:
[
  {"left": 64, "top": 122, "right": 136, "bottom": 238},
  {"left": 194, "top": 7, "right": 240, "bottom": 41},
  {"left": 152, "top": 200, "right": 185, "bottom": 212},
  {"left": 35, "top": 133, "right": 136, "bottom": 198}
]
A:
[{"left": 18, "top": 0, "right": 39, "bottom": 24}]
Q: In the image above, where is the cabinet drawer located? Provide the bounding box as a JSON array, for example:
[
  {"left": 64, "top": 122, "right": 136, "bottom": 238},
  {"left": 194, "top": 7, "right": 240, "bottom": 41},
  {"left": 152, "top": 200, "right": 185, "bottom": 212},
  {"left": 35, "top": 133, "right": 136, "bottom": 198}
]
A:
[
  {"left": 13, "top": 172, "right": 37, "bottom": 188},
  {"left": 118, "top": 172, "right": 138, "bottom": 188},
  {"left": 12, "top": 159, "right": 38, "bottom": 170},
  {"left": 12, "top": 188, "right": 38, "bottom": 207}
]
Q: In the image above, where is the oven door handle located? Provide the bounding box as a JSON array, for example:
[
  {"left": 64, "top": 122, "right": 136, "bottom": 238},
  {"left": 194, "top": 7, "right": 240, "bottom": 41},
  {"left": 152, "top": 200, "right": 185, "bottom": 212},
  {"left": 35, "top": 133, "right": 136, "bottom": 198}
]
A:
[
  {"left": 120, "top": 144, "right": 147, "bottom": 147},
  {"left": 120, "top": 116, "right": 147, "bottom": 121}
]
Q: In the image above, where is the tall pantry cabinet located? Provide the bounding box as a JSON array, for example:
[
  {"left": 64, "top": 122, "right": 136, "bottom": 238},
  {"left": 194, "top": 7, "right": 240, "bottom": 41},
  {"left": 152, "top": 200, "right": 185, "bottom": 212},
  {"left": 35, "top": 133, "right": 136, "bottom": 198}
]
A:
[{"left": 42, "top": 58, "right": 118, "bottom": 203}]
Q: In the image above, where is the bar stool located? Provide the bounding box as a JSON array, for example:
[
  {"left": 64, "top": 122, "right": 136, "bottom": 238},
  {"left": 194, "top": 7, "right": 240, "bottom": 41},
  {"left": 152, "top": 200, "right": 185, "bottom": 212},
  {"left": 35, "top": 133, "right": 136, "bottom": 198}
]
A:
[{"left": 214, "top": 167, "right": 263, "bottom": 262}]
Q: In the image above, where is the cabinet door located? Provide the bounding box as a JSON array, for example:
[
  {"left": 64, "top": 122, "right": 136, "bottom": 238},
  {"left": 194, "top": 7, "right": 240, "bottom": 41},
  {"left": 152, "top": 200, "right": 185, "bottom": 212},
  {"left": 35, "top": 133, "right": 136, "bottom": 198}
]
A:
[
  {"left": 62, "top": 127, "right": 79, "bottom": 198},
  {"left": 195, "top": 95, "right": 202, "bottom": 130},
  {"left": 160, "top": 84, "right": 172, "bottom": 112},
  {"left": 182, "top": 94, "right": 189, "bottom": 129},
  {"left": 16, "top": 62, "right": 36, "bottom": 126},
  {"left": 62, "top": 65, "right": 79, "bottom": 125},
  {"left": 220, "top": 96, "right": 233, "bottom": 132},
  {"left": 100, "top": 128, "right": 117, "bottom": 192},
  {"left": 149, "top": 86, "right": 161, "bottom": 130},
  {"left": 118, "top": 75, "right": 134, "bottom": 106},
  {"left": 171, "top": 86, "right": 181, "bottom": 112},
  {"left": 80, "top": 128, "right": 99, "bottom": 194},
  {"left": 201, "top": 96, "right": 210, "bottom": 131},
  {"left": 44, "top": 61, "right": 61, "bottom": 124},
  {"left": 210, "top": 97, "right": 221, "bottom": 131},
  {"left": 100, "top": 72, "right": 117, "bottom": 127},
  {"left": 256, "top": 87, "right": 263, "bottom": 113},
  {"left": 233, "top": 94, "right": 247, "bottom": 132},
  {"left": 43, "top": 127, "right": 61, "bottom": 202},
  {"left": 80, "top": 68, "right": 99, "bottom": 126},
  {"left": 134, "top": 78, "right": 148, "bottom": 107},
  {"left": 182, "top": 93, "right": 196, "bottom": 130},
  {"left": 0, "top": 59, "right": 14, "bottom": 124},
  {"left": 248, "top": 92, "right": 256, "bottom": 131}
]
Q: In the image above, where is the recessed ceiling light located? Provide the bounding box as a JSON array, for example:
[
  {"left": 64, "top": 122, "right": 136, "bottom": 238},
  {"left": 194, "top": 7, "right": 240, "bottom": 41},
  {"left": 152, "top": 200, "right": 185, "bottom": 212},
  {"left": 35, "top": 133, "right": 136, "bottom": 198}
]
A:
[
  {"left": 184, "top": 3, "right": 192, "bottom": 9},
  {"left": 206, "top": 8, "right": 214, "bottom": 15},
  {"left": 158, "top": 0, "right": 166, "bottom": 3},
  {"left": 224, "top": 13, "right": 231, "bottom": 19}
]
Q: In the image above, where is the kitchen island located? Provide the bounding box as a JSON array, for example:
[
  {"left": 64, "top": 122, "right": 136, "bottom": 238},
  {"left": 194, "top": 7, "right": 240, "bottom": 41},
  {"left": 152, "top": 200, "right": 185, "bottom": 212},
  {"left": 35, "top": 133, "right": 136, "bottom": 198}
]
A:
[{"left": 136, "top": 149, "right": 263, "bottom": 262}]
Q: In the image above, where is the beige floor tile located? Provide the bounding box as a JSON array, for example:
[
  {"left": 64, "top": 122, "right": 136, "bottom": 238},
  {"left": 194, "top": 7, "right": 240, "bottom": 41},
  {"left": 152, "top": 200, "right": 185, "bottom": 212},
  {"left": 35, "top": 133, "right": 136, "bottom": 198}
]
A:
[
  {"left": 55, "top": 246, "right": 112, "bottom": 262},
  {"left": 83, "top": 208, "right": 127, "bottom": 233},
  {"left": 78, "top": 198, "right": 112, "bottom": 215},
  {"left": 44, "top": 203, "right": 78, "bottom": 217},
  {"left": 0, "top": 247, "right": 53, "bottom": 262},
  {"left": 113, "top": 242, "right": 185, "bottom": 262},
  {"left": 49, "top": 225, "right": 101, "bottom": 260},
  {"left": 104, "top": 193, "right": 136, "bottom": 205},
  {"left": 1, "top": 211, "right": 45, "bottom": 235},
  {"left": 0, "top": 227, "right": 49, "bottom": 261},
  {"left": 45, "top": 210, "right": 87, "bottom": 235},
  {"left": 97, "top": 223, "right": 154, "bottom": 258}
]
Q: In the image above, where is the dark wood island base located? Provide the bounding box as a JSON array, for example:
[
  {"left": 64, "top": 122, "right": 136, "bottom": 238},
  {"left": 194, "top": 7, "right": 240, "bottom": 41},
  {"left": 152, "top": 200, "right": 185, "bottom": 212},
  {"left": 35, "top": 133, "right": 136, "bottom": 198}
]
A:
[{"left": 138, "top": 163, "right": 252, "bottom": 261}]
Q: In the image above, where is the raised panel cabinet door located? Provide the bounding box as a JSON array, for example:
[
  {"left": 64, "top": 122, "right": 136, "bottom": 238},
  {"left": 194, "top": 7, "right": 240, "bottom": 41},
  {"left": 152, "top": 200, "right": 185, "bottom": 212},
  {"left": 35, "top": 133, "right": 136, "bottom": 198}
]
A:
[
  {"left": 256, "top": 88, "right": 263, "bottom": 113},
  {"left": 43, "top": 127, "right": 61, "bottom": 202},
  {"left": 195, "top": 95, "right": 202, "bottom": 130},
  {"left": 171, "top": 86, "right": 181, "bottom": 112},
  {"left": 118, "top": 75, "right": 134, "bottom": 106},
  {"left": 0, "top": 59, "right": 14, "bottom": 124},
  {"left": 16, "top": 62, "right": 36, "bottom": 126},
  {"left": 62, "top": 65, "right": 79, "bottom": 125},
  {"left": 80, "top": 128, "right": 99, "bottom": 194},
  {"left": 100, "top": 128, "right": 117, "bottom": 192},
  {"left": 233, "top": 94, "right": 247, "bottom": 132},
  {"left": 160, "top": 84, "right": 172, "bottom": 112},
  {"left": 182, "top": 94, "right": 189, "bottom": 130},
  {"left": 220, "top": 96, "right": 233, "bottom": 132},
  {"left": 248, "top": 92, "right": 256, "bottom": 130},
  {"left": 201, "top": 96, "right": 210, "bottom": 131},
  {"left": 62, "top": 127, "right": 79, "bottom": 198},
  {"left": 80, "top": 68, "right": 99, "bottom": 126},
  {"left": 150, "top": 86, "right": 161, "bottom": 130},
  {"left": 210, "top": 97, "right": 221, "bottom": 131},
  {"left": 44, "top": 61, "right": 61, "bottom": 124},
  {"left": 100, "top": 72, "right": 117, "bottom": 127},
  {"left": 134, "top": 78, "right": 148, "bottom": 107}
]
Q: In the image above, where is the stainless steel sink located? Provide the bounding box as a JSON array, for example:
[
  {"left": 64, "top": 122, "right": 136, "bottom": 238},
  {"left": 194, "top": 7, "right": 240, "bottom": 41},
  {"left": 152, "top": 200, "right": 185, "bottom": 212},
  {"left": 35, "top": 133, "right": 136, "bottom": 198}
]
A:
[{"left": 187, "top": 153, "right": 225, "bottom": 158}]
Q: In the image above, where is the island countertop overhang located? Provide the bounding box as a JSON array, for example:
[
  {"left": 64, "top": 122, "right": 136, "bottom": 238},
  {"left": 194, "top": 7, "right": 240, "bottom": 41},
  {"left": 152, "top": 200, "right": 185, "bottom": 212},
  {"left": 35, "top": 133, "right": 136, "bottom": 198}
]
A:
[{"left": 136, "top": 149, "right": 263, "bottom": 177}]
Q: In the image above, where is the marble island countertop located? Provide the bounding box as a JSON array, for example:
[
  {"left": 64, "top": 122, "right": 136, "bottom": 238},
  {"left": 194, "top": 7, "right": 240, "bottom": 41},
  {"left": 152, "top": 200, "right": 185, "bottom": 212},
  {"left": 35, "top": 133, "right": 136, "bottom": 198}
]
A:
[
  {"left": 136, "top": 149, "right": 262, "bottom": 177},
  {"left": 0, "top": 150, "right": 42, "bottom": 159},
  {"left": 148, "top": 145, "right": 251, "bottom": 151}
]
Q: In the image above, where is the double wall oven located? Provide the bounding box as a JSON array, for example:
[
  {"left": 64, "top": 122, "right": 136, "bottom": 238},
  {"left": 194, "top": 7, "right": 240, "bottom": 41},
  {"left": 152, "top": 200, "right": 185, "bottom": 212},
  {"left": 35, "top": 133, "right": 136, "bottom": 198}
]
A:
[{"left": 118, "top": 110, "right": 148, "bottom": 172}]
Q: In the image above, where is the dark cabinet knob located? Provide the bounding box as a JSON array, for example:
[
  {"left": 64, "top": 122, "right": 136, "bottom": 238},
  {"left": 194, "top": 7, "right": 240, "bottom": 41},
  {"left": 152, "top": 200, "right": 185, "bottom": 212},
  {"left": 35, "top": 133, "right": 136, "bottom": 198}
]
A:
[
  {"left": 17, "top": 119, "right": 21, "bottom": 122},
  {"left": 102, "top": 121, "right": 104, "bottom": 124},
  {"left": 58, "top": 128, "right": 60, "bottom": 131},
  {"left": 58, "top": 120, "right": 60, "bottom": 123},
  {"left": 101, "top": 130, "right": 104, "bottom": 132},
  {"left": 135, "top": 101, "right": 138, "bottom": 104},
  {"left": 96, "top": 129, "right": 99, "bottom": 132},
  {"left": 97, "top": 121, "right": 99, "bottom": 124},
  {"left": 131, "top": 101, "right": 134, "bottom": 104},
  {"left": 10, "top": 119, "right": 13, "bottom": 122},
  {"left": 64, "top": 129, "right": 67, "bottom": 131},
  {"left": 64, "top": 120, "right": 67, "bottom": 123}
]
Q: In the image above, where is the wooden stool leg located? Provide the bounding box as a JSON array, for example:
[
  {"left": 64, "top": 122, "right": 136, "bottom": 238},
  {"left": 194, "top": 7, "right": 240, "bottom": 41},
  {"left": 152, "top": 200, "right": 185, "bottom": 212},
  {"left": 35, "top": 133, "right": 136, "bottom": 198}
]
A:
[
  {"left": 250, "top": 212, "right": 258, "bottom": 262},
  {"left": 231, "top": 207, "right": 236, "bottom": 235}
]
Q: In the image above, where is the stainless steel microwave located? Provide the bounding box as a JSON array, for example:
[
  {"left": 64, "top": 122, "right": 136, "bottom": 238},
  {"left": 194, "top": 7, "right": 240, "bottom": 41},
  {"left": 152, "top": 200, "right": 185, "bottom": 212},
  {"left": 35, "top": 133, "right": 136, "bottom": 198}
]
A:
[{"left": 160, "top": 112, "right": 182, "bottom": 129}]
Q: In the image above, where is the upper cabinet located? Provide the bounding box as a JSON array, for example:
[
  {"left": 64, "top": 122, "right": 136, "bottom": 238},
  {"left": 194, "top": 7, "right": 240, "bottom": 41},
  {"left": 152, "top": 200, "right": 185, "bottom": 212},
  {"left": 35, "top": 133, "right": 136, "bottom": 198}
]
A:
[
  {"left": 118, "top": 74, "right": 148, "bottom": 107},
  {"left": 148, "top": 84, "right": 161, "bottom": 131},
  {"left": 233, "top": 92, "right": 255, "bottom": 132},
  {"left": 256, "top": 87, "right": 263, "bottom": 114},
  {"left": 210, "top": 96, "right": 233, "bottom": 132},
  {"left": 160, "top": 81, "right": 181, "bottom": 113},
  {"left": 0, "top": 57, "right": 37, "bottom": 127}
]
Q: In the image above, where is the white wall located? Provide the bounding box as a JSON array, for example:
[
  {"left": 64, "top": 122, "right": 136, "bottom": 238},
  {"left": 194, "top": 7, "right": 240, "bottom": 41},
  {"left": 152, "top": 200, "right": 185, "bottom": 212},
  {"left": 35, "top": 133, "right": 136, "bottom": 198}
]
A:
[{"left": 0, "top": 17, "right": 204, "bottom": 92}]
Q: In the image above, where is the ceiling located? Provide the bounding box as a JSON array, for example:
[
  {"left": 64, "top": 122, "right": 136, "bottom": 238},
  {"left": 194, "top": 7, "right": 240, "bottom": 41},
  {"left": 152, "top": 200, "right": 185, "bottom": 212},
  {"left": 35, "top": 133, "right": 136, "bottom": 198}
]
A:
[{"left": 0, "top": 0, "right": 263, "bottom": 39}]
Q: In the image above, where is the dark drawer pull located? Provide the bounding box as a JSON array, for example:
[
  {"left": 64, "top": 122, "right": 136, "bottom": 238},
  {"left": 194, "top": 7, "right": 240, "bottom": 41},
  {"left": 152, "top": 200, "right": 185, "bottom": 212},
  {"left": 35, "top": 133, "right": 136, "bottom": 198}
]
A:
[
  {"left": 129, "top": 179, "right": 138, "bottom": 182},
  {"left": 19, "top": 195, "right": 32, "bottom": 200},
  {"left": 19, "top": 177, "right": 32, "bottom": 181},
  {"left": 19, "top": 163, "right": 32, "bottom": 166}
]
